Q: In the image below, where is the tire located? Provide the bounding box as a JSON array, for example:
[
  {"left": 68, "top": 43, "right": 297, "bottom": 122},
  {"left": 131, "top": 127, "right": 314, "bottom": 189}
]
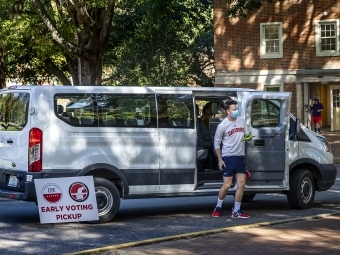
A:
[
  {"left": 91, "top": 177, "right": 121, "bottom": 223},
  {"left": 287, "top": 169, "right": 315, "bottom": 209},
  {"left": 242, "top": 194, "right": 256, "bottom": 202}
]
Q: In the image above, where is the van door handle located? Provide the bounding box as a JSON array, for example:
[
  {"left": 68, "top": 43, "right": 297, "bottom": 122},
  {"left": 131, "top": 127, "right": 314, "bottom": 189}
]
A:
[
  {"left": 7, "top": 139, "right": 13, "bottom": 144},
  {"left": 260, "top": 134, "right": 274, "bottom": 138},
  {"left": 254, "top": 139, "right": 265, "bottom": 146}
]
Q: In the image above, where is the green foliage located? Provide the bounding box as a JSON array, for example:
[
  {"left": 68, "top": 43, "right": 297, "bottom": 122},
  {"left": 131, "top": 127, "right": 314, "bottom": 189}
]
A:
[
  {"left": 226, "top": 0, "right": 283, "bottom": 18},
  {"left": 1, "top": 0, "right": 214, "bottom": 86},
  {"left": 0, "top": 1, "right": 68, "bottom": 84},
  {"left": 103, "top": 0, "right": 214, "bottom": 87}
]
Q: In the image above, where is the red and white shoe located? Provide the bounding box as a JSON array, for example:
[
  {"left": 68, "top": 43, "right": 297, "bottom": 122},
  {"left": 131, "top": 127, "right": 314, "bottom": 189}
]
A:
[
  {"left": 212, "top": 206, "right": 221, "bottom": 217},
  {"left": 231, "top": 210, "right": 250, "bottom": 218}
]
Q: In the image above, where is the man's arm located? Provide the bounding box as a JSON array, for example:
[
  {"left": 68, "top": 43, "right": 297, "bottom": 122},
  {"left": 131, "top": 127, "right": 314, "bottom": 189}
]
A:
[
  {"left": 214, "top": 123, "right": 225, "bottom": 170},
  {"left": 320, "top": 103, "right": 324, "bottom": 111}
]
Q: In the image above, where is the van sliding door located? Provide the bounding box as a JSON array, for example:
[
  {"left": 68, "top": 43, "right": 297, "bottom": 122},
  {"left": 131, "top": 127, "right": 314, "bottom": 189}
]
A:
[
  {"left": 157, "top": 92, "right": 196, "bottom": 193},
  {"left": 243, "top": 92, "right": 291, "bottom": 189}
]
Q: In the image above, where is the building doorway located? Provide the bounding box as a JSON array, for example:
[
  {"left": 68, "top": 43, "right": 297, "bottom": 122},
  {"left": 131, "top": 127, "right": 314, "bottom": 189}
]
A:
[{"left": 330, "top": 85, "right": 340, "bottom": 131}]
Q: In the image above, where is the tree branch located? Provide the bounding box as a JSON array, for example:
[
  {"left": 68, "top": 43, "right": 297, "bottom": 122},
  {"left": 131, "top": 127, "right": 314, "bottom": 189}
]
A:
[
  {"left": 72, "top": 0, "right": 96, "bottom": 28},
  {"left": 32, "top": 0, "right": 89, "bottom": 59},
  {"left": 100, "top": 0, "right": 115, "bottom": 48},
  {"left": 45, "top": 59, "right": 71, "bottom": 85}
]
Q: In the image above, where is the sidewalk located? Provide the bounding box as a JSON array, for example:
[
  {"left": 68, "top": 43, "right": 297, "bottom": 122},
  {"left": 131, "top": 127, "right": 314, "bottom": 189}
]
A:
[
  {"left": 71, "top": 213, "right": 340, "bottom": 255},
  {"left": 322, "top": 129, "right": 340, "bottom": 163}
]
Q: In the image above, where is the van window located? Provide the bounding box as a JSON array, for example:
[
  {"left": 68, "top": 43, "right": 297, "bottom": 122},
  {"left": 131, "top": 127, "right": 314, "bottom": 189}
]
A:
[
  {"left": 0, "top": 92, "right": 29, "bottom": 131},
  {"left": 157, "top": 94, "right": 194, "bottom": 128},
  {"left": 55, "top": 94, "right": 96, "bottom": 126},
  {"left": 251, "top": 100, "right": 280, "bottom": 128},
  {"left": 97, "top": 94, "right": 157, "bottom": 128},
  {"left": 55, "top": 93, "right": 157, "bottom": 128}
]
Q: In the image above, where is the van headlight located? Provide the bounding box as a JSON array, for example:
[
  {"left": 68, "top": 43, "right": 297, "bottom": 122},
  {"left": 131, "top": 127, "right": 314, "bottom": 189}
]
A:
[{"left": 316, "top": 136, "right": 331, "bottom": 152}]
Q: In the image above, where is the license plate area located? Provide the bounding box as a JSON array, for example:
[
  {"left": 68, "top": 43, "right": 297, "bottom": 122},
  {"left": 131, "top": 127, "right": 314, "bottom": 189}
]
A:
[{"left": 8, "top": 175, "right": 18, "bottom": 187}]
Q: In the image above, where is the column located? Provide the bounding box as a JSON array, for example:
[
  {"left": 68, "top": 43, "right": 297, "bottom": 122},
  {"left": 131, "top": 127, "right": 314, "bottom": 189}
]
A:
[{"left": 296, "top": 82, "right": 302, "bottom": 120}]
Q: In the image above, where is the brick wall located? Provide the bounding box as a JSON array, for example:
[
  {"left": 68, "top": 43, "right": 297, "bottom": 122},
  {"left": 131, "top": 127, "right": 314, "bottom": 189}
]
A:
[
  {"left": 215, "top": 83, "right": 260, "bottom": 90},
  {"left": 214, "top": 0, "right": 340, "bottom": 72}
]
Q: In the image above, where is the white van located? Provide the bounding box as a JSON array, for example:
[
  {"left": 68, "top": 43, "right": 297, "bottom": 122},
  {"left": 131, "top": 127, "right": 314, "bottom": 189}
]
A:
[{"left": 0, "top": 86, "right": 337, "bottom": 223}]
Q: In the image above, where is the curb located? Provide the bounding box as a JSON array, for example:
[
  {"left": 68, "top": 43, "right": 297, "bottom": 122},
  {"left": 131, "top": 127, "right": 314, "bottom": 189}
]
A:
[{"left": 65, "top": 211, "right": 340, "bottom": 255}]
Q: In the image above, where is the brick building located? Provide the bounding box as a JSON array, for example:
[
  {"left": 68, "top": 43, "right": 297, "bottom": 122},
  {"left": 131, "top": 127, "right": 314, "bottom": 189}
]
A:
[{"left": 214, "top": 0, "right": 340, "bottom": 131}]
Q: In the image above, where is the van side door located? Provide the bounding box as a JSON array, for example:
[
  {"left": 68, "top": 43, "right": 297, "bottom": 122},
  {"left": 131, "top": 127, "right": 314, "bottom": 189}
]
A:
[
  {"left": 242, "top": 92, "right": 291, "bottom": 189},
  {"left": 157, "top": 92, "right": 196, "bottom": 193}
]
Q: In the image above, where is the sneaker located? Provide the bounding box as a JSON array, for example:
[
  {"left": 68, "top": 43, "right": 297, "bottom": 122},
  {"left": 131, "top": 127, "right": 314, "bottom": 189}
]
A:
[
  {"left": 231, "top": 210, "right": 250, "bottom": 218},
  {"left": 212, "top": 206, "right": 221, "bottom": 217}
]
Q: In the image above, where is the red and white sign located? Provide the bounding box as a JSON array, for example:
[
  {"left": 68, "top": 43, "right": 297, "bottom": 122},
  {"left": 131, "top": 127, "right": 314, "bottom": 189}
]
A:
[
  {"left": 34, "top": 176, "right": 98, "bottom": 224},
  {"left": 69, "top": 182, "right": 89, "bottom": 202},
  {"left": 42, "top": 183, "right": 63, "bottom": 203}
]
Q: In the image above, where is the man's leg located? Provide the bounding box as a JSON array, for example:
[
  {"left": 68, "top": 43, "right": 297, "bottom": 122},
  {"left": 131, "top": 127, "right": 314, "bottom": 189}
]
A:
[
  {"left": 218, "top": 176, "right": 233, "bottom": 200},
  {"left": 312, "top": 119, "right": 317, "bottom": 132},
  {"left": 234, "top": 173, "right": 246, "bottom": 203},
  {"left": 232, "top": 173, "right": 250, "bottom": 218},
  {"left": 317, "top": 118, "right": 322, "bottom": 133},
  {"left": 212, "top": 176, "right": 233, "bottom": 217}
]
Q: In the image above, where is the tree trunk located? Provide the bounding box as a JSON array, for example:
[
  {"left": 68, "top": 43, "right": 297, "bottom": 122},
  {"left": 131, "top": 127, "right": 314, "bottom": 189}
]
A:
[
  {"left": 0, "top": 48, "right": 5, "bottom": 89},
  {"left": 80, "top": 57, "right": 102, "bottom": 86}
]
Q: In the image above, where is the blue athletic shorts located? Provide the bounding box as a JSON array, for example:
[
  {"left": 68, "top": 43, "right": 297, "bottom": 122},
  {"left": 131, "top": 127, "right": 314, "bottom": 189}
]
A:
[{"left": 222, "top": 155, "right": 247, "bottom": 177}]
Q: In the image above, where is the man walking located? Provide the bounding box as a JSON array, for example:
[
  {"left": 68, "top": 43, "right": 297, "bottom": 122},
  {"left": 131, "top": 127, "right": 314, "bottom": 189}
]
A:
[
  {"left": 212, "top": 99, "right": 250, "bottom": 218},
  {"left": 310, "top": 97, "right": 324, "bottom": 134}
]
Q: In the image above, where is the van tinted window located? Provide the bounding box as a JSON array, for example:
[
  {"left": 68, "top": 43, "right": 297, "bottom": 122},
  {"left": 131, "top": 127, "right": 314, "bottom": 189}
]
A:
[
  {"left": 55, "top": 94, "right": 96, "bottom": 127},
  {"left": 157, "top": 94, "right": 194, "bottom": 128},
  {"left": 55, "top": 93, "right": 157, "bottom": 128},
  {"left": 97, "top": 94, "right": 157, "bottom": 128},
  {"left": 0, "top": 92, "right": 29, "bottom": 131}
]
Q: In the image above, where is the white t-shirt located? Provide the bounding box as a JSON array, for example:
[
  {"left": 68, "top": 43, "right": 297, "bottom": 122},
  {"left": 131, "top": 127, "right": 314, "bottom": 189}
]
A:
[{"left": 214, "top": 117, "right": 247, "bottom": 157}]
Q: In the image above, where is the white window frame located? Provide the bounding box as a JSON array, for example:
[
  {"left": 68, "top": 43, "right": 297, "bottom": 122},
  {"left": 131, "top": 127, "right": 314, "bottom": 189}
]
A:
[
  {"left": 260, "top": 22, "right": 283, "bottom": 59},
  {"left": 315, "top": 19, "right": 339, "bottom": 57},
  {"left": 261, "top": 83, "right": 283, "bottom": 92}
]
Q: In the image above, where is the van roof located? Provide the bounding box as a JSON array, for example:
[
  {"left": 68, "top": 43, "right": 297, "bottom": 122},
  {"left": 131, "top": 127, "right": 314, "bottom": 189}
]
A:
[{"left": 1, "top": 85, "right": 258, "bottom": 93}]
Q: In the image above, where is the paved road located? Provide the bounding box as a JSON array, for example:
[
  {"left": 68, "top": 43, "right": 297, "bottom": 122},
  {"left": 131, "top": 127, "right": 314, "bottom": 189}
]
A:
[{"left": 0, "top": 165, "right": 339, "bottom": 255}]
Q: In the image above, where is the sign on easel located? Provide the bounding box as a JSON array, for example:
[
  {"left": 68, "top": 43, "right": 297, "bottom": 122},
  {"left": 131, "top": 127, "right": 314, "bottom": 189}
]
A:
[{"left": 34, "top": 176, "right": 99, "bottom": 224}]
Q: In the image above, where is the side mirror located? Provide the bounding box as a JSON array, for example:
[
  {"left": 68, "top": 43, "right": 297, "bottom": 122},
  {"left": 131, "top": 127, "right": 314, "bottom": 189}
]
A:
[{"left": 296, "top": 118, "right": 301, "bottom": 140}]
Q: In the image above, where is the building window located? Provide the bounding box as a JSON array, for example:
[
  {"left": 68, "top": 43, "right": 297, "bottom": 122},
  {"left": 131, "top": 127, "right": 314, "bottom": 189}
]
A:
[
  {"left": 315, "top": 19, "right": 339, "bottom": 57},
  {"left": 262, "top": 84, "right": 283, "bottom": 92},
  {"left": 260, "top": 22, "right": 283, "bottom": 58}
]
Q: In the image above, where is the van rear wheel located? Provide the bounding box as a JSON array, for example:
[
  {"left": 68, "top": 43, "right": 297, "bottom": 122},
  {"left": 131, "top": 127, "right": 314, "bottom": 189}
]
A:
[
  {"left": 92, "top": 177, "right": 121, "bottom": 223},
  {"left": 287, "top": 169, "right": 315, "bottom": 209}
]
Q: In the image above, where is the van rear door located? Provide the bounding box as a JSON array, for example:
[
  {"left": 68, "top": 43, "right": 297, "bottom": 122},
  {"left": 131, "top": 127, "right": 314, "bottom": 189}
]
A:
[
  {"left": 242, "top": 92, "right": 291, "bottom": 189},
  {"left": 0, "top": 91, "right": 30, "bottom": 191}
]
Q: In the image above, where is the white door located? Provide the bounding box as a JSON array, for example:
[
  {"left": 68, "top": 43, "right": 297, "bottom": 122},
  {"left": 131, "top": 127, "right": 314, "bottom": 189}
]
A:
[
  {"left": 242, "top": 92, "right": 291, "bottom": 189},
  {"left": 330, "top": 85, "right": 340, "bottom": 131},
  {"left": 156, "top": 92, "right": 196, "bottom": 193},
  {"left": 0, "top": 91, "right": 30, "bottom": 191}
]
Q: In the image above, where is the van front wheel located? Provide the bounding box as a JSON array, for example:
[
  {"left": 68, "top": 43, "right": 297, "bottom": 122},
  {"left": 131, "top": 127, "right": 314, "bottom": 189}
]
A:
[
  {"left": 287, "top": 169, "right": 315, "bottom": 209},
  {"left": 93, "top": 177, "right": 121, "bottom": 223}
]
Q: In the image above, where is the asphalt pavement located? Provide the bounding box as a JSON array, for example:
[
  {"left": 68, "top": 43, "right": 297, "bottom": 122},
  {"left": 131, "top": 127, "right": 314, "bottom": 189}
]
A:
[{"left": 1, "top": 130, "right": 339, "bottom": 255}]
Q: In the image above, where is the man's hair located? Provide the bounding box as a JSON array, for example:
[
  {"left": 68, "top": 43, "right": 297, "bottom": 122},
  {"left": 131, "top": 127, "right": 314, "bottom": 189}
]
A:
[{"left": 224, "top": 99, "right": 238, "bottom": 111}]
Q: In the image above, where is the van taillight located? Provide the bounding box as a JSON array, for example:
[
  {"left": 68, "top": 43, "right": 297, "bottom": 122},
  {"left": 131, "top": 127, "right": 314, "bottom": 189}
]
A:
[{"left": 29, "top": 128, "right": 42, "bottom": 172}]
